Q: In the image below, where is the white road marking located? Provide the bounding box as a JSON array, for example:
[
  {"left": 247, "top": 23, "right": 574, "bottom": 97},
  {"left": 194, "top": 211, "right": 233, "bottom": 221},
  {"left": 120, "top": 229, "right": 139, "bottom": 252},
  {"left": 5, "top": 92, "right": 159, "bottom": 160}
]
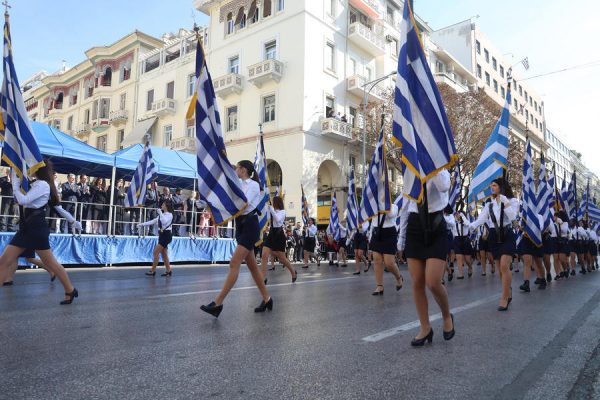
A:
[
  {"left": 361, "top": 294, "right": 499, "bottom": 343},
  {"left": 147, "top": 276, "right": 357, "bottom": 299}
]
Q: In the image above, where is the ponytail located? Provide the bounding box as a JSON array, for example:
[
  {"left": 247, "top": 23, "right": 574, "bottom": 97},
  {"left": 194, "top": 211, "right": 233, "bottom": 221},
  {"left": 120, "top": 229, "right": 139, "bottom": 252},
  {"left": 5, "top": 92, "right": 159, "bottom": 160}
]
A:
[{"left": 237, "top": 160, "right": 260, "bottom": 186}]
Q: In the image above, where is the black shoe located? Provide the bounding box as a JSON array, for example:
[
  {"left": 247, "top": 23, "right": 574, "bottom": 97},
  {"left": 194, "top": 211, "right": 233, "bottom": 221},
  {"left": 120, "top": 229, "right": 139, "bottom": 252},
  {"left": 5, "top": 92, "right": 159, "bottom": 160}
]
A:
[
  {"left": 263, "top": 277, "right": 268, "bottom": 285},
  {"left": 268, "top": 267, "right": 276, "bottom": 271},
  {"left": 498, "top": 302, "right": 510, "bottom": 311},
  {"left": 468, "top": 272, "right": 473, "bottom": 278},
  {"left": 161, "top": 271, "right": 172, "bottom": 277},
  {"left": 538, "top": 280, "right": 547, "bottom": 290},
  {"left": 353, "top": 271, "right": 360, "bottom": 275},
  {"left": 254, "top": 297, "right": 273, "bottom": 312},
  {"left": 448, "top": 273, "right": 453, "bottom": 282},
  {"left": 145, "top": 271, "right": 156, "bottom": 276},
  {"left": 520, "top": 280, "right": 530, "bottom": 292},
  {"left": 60, "top": 288, "right": 78, "bottom": 305},
  {"left": 200, "top": 301, "right": 223, "bottom": 318},
  {"left": 514, "top": 269, "right": 520, "bottom": 273},
  {"left": 372, "top": 285, "right": 384, "bottom": 296},
  {"left": 50, "top": 274, "right": 56, "bottom": 282},
  {"left": 292, "top": 270, "right": 298, "bottom": 283},
  {"left": 443, "top": 314, "right": 455, "bottom": 341},
  {"left": 457, "top": 276, "right": 465, "bottom": 280},
  {"left": 411, "top": 329, "right": 433, "bottom": 347},
  {"left": 329, "top": 261, "right": 334, "bottom": 266},
  {"left": 302, "top": 265, "right": 309, "bottom": 269},
  {"left": 570, "top": 269, "right": 576, "bottom": 276},
  {"left": 481, "top": 273, "right": 487, "bottom": 276},
  {"left": 396, "top": 276, "right": 404, "bottom": 291},
  {"left": 534, "top": 278, "right": 543, "bottom": 285},
  {"left": 580, "top": 268, "right": 586, "bottom": 275},
  {"left": 546, "top": 273, "right": 552, "bottom": 283},
  {"left": 3, "top": 281, "right": 13, "bottom": 286},
  {"left": 341, "top": 264, "right": 347, "bottom": 268}
]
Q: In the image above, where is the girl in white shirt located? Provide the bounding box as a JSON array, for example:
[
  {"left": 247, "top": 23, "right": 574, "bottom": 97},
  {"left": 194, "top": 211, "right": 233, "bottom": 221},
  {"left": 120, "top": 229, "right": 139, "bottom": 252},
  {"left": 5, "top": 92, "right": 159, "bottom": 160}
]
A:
[
  {"left": 0, "top": 164, "right": 78, "bottom": 305},
  {"left": 260, "top": 196, "right": 297, "bottom": 284},
  {"left": 138, "top": 200, "right": 174, "bottom": 277},
  {"left": 574, "top": 220, "right": 589, "bottom": 274},
  {"left": 302, "top": 218, "right": 319, "bottom": 269},
  {"left": 553, "top": 211, "right": 571, "bottom": 279},
  {"left": 452, "top": 210, "right": 474, "bottom": 279},
  {"left": 200, "top": 160, "right": 272, "bottom": 318},
  {"left": 398, "top": 169, "right": 455, "bottom": 346}
]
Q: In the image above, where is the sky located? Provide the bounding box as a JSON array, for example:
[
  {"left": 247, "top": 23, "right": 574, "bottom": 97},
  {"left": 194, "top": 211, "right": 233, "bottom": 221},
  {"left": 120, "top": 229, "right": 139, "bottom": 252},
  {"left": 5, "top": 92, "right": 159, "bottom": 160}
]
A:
[{"left": 10, "top": 0, "right": 600, "bottom": 174}]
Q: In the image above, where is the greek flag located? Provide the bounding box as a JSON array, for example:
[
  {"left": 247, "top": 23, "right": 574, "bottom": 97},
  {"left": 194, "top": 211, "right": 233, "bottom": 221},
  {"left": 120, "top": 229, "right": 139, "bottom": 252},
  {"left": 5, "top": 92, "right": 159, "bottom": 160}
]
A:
[
  {"left": 0, "top": 13, "right": 45, "bottom": 191},
  {"left": 536, "top": 154, "right": 552, "bottom": 230},
  {"left": 186, "top": 35, "right": 247, "bottom": 225},
  {"left": 359, "top": 127, "right": 391, "bottom": 223},
  {"left": 346, "top": 168, "right": 359, "bottom": 232},
  {"left": 274, "top": 186, "right": 285, "bottom": 200},
  {"left": 556, "top": 170, "right": 566, "bottom": 212},
  {"left": 468, "top": 88, "right": 511, "bottom": 206},
  {"left": 254, "top": 135, "right": 270, "bottom": 245},
  {"left": 301, "top": 184, "right": 309, "bottom": 225},
  {"left": 125, "top": 142, "right": 157, "bottom": 207},
  {"left": 521, "top": 140, "right": 542, "bottom": 247},
  {"left": 449, "top": 165, "right": 461, "bottom": 209},
  {"left": 564, "top": 172, "right": 576, "bottom": 219},
  {"left": 578, "top": 183, "right": 600, "bottom": 223},
  {"left": 394, "top": 194, "right": 404, "bottom": 229},
  {"left": 393, "top": 1, "right": 457, "bottom": 202},
  {"left": 327, "top": 191, "right": 340, "bottom": 241}
]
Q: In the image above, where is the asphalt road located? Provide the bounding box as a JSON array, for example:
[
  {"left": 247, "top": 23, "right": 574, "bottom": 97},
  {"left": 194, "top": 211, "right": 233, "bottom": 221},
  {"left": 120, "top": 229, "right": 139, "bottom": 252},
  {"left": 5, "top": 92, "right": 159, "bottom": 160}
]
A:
[{"left": 1, "top": 261, "right": 599, "bottom": 400}]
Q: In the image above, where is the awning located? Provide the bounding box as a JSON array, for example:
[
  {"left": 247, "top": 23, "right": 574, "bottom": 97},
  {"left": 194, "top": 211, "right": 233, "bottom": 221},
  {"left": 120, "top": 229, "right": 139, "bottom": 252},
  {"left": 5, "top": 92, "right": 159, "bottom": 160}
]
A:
[
  {"left": 121, "top": 117, "right": 156, "bottom": 148},
  {"left": 349, "top": 0, "right": 380, "bottom": 19}
]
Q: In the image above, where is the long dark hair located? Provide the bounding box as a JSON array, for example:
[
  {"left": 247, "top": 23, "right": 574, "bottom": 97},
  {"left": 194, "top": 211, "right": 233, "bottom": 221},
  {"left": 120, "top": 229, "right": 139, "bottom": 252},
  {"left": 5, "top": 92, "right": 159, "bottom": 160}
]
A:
[
  {"left": 557, "top": 210, "right": 569, "bottom": 222},
  {"left": 492, "top": 177, "right": 514, "bottom": 199},
  {"left": 163, "top": 200, "right": 174, "bottom": 214},
  {"left": 237, "top": 160, "right": 260, "bottom": 185},
  {"left": 273, "top": 196, "right": 284, "bottom": 210},
  {"left": 34, "top": 162, "right": 60, "bottom": 206}
]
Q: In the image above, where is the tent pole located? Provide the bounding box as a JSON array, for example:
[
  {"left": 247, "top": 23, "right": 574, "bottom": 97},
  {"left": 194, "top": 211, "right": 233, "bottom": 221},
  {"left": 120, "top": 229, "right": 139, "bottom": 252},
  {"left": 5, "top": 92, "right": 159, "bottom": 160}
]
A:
[
  {"left": 192, "top": 178, "right": 197, "bottom": 236},
  {"left": 107, "top": 166, "right": 116, "bottom": 237}
]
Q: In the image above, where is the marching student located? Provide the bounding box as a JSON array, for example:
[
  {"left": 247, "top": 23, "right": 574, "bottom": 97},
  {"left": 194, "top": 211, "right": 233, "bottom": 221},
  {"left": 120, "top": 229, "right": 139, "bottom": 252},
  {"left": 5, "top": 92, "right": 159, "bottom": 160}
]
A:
[
  {"left": 337, "top": 222, "right": 348, "bottom": 268},
  {"left": 0, "top": 165, "right": 78, "bottom": 305},
  {"left": 260, "top": 196, "right": 297, "bottom": 284},
  {"left": 302, "top": 218, "right": 319, "bottom": 269},
  {"left": 350, "top": 221, "right": 370, "bottom": 275},
  {"left": 518, "top": 213, "right": 547, "bottom": 292},
  {"left": 452, "top": 209, "right": 474, "bottom": 279},
  {"left": 470, "top": 178, "right": 519, "bottom": 311},
  {"left": 477, "top": 224, "right": 494, "bottom": 275},
  {"left": 200, "top": 160, "right": 272, "bottom": 318},
  {"left": 443, "top": 206, "right": 456, "bottom": 281},
  {"left": 369, "top": 203, "right": 404, "bottom": 296},
  {"left": 567, "top": 219, "right": 579, "bottom": 276},
  {"left": 575, "top": 220, "right": 589, "bottom": 274},
  {"left": 399, "top": 169, "right": 454, "bottom": 346},
  {"left": 586, "top": 223, "right": 597, "bottom": 272},
  {"left": 139, "top": 200, "right": 175, "bottom": 277},
  {"left": 554, "top": 211, "right": 571, "bottom": 278}
]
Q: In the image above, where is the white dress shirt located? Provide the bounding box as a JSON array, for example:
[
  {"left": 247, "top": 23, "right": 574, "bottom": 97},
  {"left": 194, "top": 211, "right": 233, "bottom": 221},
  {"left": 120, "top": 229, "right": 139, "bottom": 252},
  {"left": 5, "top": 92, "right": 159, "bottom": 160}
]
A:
[
  {"left": 444, "top": 214, "right": 455, "bottom": 237},
  {"left": 470, "top": 196, "right": 519, "bottom": 230},
  {"left": 588, "top": 229, "right": 598, "bottom": 244},
  {"left": 306, "top": 225, "right": 317, "bottom": 237},
  {"left": 338, "top": 224, "right": 348, "bottom": 239},
  {"left": 555, "top": 220, "right": 569, "bottom": 238},
  {"left": 139, "top": 210, "right": 173, "bottom": 231},
  {"left": 574, "top": 226, "right": 588, "bottom": 240},
  {"left": 13, "top": 179, "right": 50, "bottom": 209},
  {"left": 406, "top": 169, "right": 451, "bottom": 214},
  {"left": 450, "top": 213, "right": 471, "bottom": 237},
  {"left": 267, "top": 205, "right": 286, "bottom": 228},
  {"left": 240, "top": 178, "right": 261, "bottom": 215},
  {"left": 373, "top": 204, "right": 399, "bottom": 229}
]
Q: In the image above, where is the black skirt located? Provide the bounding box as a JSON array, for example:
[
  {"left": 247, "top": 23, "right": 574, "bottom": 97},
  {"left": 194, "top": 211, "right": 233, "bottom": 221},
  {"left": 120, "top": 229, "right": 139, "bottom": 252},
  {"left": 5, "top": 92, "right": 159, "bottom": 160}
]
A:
[
  {"left": 556, "top": 238, "right": 569, "bottom": 255},
  {"left": 404, "top": 212, "right": 448, "bottom": 261},
  {"left": 568, "top": 240, "right": 578, "bottom": 254},
  {"left": 589, "top": 241, "right": 598, "bottom": 256},
  {"left": 477, "top": 238, "right": 489, "bottom": 252},
  {"left": 304, "top": 236, "right": 316, "bottom": 253},
  {"left": 488, "top": 227, "right": 516, "bottom": 260},
  {"left": 158, "top": 230, "right": 173, "bottom": 248},
  {"left": 521, "top": 236, "right": 544, "bottom": 258},
  {"left": 235, "top": 214, "right": 260, "bottom": 251},
  {"left": 264, "top": 227, "right": 286, "bottom": 252},
  {"left": 453, "top": 236, "right": 473, "bottom": 255},
  {"left": 10, "top": 210, "right": 50, "bottom": 251},
  {"left": 353, "top": 232, "right": 368, "bottom": 252},
  {"left": 543, "top": 236, "right": 557, "bottom": 255},
  {"left": 369, "top": 227, "right": 398, "bottom": 255}
]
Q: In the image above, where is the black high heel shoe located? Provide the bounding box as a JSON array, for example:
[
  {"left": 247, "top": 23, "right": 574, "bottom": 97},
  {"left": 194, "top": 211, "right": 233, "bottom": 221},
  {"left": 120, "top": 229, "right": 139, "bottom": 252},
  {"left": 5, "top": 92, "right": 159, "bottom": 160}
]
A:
[
  {"left": 396, "top": 275, "right": 404, "bottom": 291},
  {"left": 443, "top": 314, "right": 455, "bottom": 341},
  {"left": 200, "top": 301, "right": 223, "bottom": 318},
  {"left": 161, "top": 271, "right": 172, "bottom": 277},
  {"left": 254, "top": 297, "right": 273, "bottom": 312},
  {"left": 60, "top": 288, "right": 79, "bottom": 305},
  {"left": 372, "top": 285, "right": 384, "bottom": 296},
  {"left": 145, "top": 271, "right": 156, "bottom": 276},
  {"left": 411, "top": 328, "right": 433, "bottom": 347},
  {"left": 50, "top": 274, "right": 56, "bottom": 282},
  {"left": 292, "top": 270, "right": 298, "bottom": 283}
]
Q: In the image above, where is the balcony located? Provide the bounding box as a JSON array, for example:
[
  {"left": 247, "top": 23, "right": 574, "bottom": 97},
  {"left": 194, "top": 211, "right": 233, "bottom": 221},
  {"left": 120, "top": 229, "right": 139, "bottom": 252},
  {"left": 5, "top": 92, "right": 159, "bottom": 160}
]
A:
[
  {"left": 170, "top": 136, "right": 196, "bottom": 153},
  {"left": 349, "top": 0, "right": 381, "bottom": 18},
  {"left": 109, "top": 109, "right": 129, "bottom": 125},
  {"left": 346, "top": 75, "right": 388, "bottom": 102},
  {"left": 434, "top": 72, "right": 469, "bottom": 93},
  {"left": 91, "top": 117, "right": 109, "bottom": 128},
  {"left": 247, "top": 59, "right": 283, "bottom": 88},
  {"left": 75, "top": 123, "right": 91, "bottom": 136},
  {"left": 348, "top": 22, "right": 385, "bottom": 56},
  {"left": 213, "top": 73, "right": 244, "bottom": 99},
  {"left": 151, "top": 98, "right": 176, "bottom": 116},
  {"left": 321, "top": 118, "right": 354, "bottom": 141}
]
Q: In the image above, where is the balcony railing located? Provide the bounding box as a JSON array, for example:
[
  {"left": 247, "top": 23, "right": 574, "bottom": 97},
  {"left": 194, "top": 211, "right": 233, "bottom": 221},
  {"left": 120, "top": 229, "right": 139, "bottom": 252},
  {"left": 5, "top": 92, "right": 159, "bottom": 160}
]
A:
[
  {"left": 346, "top": 75, "right": 388, "bottom": 101},
  {"left": 213, "top": 73, "right": 244, "bottom": 98},
  {"left": 348, "top": 22, "right": 385, "bottom": 55},
  {"left": 91, "top": 117, "right": 109, "bottom": 127},
  {"left": 321, "top": 118, "right": 354, "bottom": 141},
  {"left": 109, "top": 109, "right": 129, "bottom": 125},
  {"left": 151, "top": 98, "right": 176, "bottom": 116},
  {"left": 170, "top": 136, "right": 196, "bottom": 153},
  {"left": 247, "top": 59, "right": 283, "bottom": 88},
  {"left": 75, "top": 123, "right": 91, "bottom": 136}
]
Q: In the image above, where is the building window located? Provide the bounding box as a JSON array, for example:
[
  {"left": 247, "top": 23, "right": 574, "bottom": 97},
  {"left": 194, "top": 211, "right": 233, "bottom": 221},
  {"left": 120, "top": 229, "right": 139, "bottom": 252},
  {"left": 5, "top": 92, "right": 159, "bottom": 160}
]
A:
[
  {"left": 525, "top": 109, "right": 529, "bottom": 120},
  {"left": 163, "top": 125, "right": 172, "bottom": 147},
  {"left": 92, "top": 99, "right": 98, "bottom": 120},
  {"left": 264, "top": 40, "right": 277, "bottom": 60},
  {"left": 119, "top": 93, "right": 126, "bottom": 110},
  {"left": 325, "top": 41, "right": 335, "bottom": 72},
  {"left": 250, "top": 3, "right": 259, "bottom": 23},
  {"left": 186, "top": 121, "right": 196, "bottom": 138},
  {"left": 188, "top": 74, "right": 195, "bottom": 97},
  {"left": 276, "top": 0, "right": 284, "bottom": 12},
  {"left": 390, "top": 37, "right": 398, "bottom": 58},
  {"left": 101, "top": 67, "right": 112, "bottom": 86},
  {"left": 226, "top": 13, "right": 234, "bottom": 35},
  {"left": 229, "top": 56, "right": 240, "bottom": 74},
  {"left": 226, "top": 106, "right": 238, "bottom": 132},
  {"left": 350, "top": 58, "right": 357, "bottom": 75},
  {"left": 365, "top": 66, "right": 372, "bottom": 81},
  {"left": 262, "top": 95, "right": 275, "bottom": 123},
  {"left": 238, "top": 13, "right": 247, "bottom": 29},
  {"left": 484, "top": 49, "right": 489, "bottom": 63},
  {"left": 146, "top": 89, "right": 154, "bottom": 111},
  {"left": 325, "top": 96, "right": 335, "bottom": 118},
  {"left": 327, "top": 0, "right": 335, "bottom": 16},
  {"left": 476, "top": 64, "right": 482, "bottom": 78},
  {"left": 499, "top": 65, "right": 505, "bottom": 78},
  {"left": 121, "top": 65, "right": 131, "bottom": 82},
  {"left": 99, "top": 98, "right": 110, "bottom": 119},
  {"left": 501, "top": 87, "right": 505, "bottom": 99},
  {"left": 485, "top": 72, "right": 490, "bottom": 86},
  {"left": 492, "top": 58, "right": 497, "bottom": 71},
  {"left": 67, "top": 116, "right": 73, "bottom": 131},
  {"left": 519, "top": 85, "right": 522, "bottom": 96},
  {"left": 493, "top": 79, "right": 498, "bottom": 93},
  {"left": 524, "top": 91, "right": 528, "bottom": 102},
  {"left": 350, "top": 154, "right": 356, "bottom": 170},
  {"left": 97, "top": 135, "right": 107, "bottom": 152},
  {"left": 166, "top": 81, "right": 175, "bottom": 99},
  {"left": 349, "top": 106, "right": 357, "bottom": 127},
  {"left": 475, "top": 40, "right": 481, "bottom": 54},
  {"left": 118, "top": 129, "right": 125, "bottom": 149},
  {"left": 69, "top": 92, "right": 77, "bottom": 106},
  {"left": 84, "top": 108, "right": 90, "bottom": 124},
  {"left": 263, "top": 0, "right": 272, "bottom": 18}
]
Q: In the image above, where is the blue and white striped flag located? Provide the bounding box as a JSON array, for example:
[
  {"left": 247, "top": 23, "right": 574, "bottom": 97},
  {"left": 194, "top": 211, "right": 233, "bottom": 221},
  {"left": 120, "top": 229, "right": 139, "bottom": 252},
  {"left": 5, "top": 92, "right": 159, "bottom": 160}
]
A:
[
  {"left": 468, "top": 89, "right": 511, "bottom": 206},
  {"left": 327, "top": 191, "right": 340, "bottom": 241},
  {"left": 0, "top": 13, "right": 45, "bottom": 191},
  {"left": 254, "top": 134, "right": 270, "bottom": 245},
  {"left": 346, "top": 168, "right": 359, "bottom": 232},
  {"left": 536, "top": 153, "right": 552, "bottom": 230},
  {"left": 564, "top": 172, "right": 576, "bottom": 220},
  {"left": 556, "top": 169, "right": 566, "bottom": 212},
  {"left": 449, "top": 165, "right": 461, "bottom": 208},
  {"left": 301, "top": 184, "right": 309, "bottom": 225},
  {"left": 522, "top": 140, "right": 542, "bottom": 247},
  {"left": 394, "top": 194, "right": 404, "bottom": 229},
  {"left": 186, "top": 34, "right": 247, "bottom": 225},
  {"left": 359, "top": 127, "right": 391, "bottom": 223},
  {"left": 393, "top": 1, "right": 457, "bottom": 202},
  {"left": 125, "top": 142, "right": 157, "bottom": 207}
]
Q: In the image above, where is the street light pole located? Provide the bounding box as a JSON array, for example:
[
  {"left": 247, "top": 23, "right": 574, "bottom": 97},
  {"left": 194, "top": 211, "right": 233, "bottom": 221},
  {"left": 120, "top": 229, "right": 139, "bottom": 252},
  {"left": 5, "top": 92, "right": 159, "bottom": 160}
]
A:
[{"left": 361, "top": 71, "right": 396, "bottom": 187}]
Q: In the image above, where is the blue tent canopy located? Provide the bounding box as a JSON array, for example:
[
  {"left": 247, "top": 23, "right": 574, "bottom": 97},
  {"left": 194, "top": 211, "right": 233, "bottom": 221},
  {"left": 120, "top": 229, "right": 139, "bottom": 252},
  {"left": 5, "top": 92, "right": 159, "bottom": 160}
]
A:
[
  {"left": 30, "top": 122, "right": 116, "bottom": 177},
  {"left": 113, "top": 144, "right": 197, "bottom": 189}
]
